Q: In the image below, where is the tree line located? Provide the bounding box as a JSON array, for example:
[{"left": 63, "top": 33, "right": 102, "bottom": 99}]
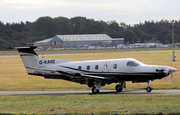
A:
[{"left": 0, "top": 16, "right": 180, "bottom": 50}]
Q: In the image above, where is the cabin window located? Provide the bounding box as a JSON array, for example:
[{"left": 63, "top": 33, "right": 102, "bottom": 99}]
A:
[
  {"left": 95, "top": 65, "right": 99, "bottom": 70},
  {"left": 127, "top": 61, "right": 139, "bottom": 67},
  {"left": 87, "top": 65, "right": 90, "bottom": 70},
  {"left": 78, "top": 66, "right": 82, "bottom": 70},
  {"left": 113, "top": 64, "right": 117, "bottom": 69},
  {"left": 104, "top": 64, "right": 108, "bottom": 69}
]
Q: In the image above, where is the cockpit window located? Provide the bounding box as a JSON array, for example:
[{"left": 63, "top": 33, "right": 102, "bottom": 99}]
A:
[{"left": 127, "top": 61, "right": 140, "bottom": 67}]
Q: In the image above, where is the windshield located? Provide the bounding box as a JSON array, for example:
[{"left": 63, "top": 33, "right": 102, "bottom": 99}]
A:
[{"left": 127, "top": 61, "right": 141, "bottom": 67}]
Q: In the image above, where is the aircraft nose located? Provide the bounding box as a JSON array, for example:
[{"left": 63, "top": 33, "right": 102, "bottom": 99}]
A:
[{"left": 169, "top": 67, "right": 177, "bottom": 72}]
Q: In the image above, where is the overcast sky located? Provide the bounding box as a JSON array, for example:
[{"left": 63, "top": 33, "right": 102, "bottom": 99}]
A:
[{"left": 0, "top": 0, "right": 179, "bottom": 25}]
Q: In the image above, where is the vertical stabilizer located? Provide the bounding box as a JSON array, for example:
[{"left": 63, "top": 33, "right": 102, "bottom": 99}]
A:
[{"left": 16, "top": 46, "right": 41, "bottom": 74}]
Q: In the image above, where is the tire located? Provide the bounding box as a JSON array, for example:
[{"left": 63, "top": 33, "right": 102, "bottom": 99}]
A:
[
  {"left": 146, "top": 87, "right": 152, "bottom": 92},
  {"left": 92, "top": 87, "right": 99, "bottom": 94},
  {"left": 115, "top": 84, "right": 123, "bottom": 92}
]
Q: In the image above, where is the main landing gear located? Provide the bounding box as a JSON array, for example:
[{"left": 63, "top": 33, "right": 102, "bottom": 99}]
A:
[
  {"left": 92, "top": 81, "right": 126, "bottom": 94},
  {"left": 92, "top": 86, "right": 99, "bottom": 94},
  {"left": 146, "top": 81, "right": 152, "bottom": 92},
  {"left": 92, "top": 81, "right": 101, "bottom": 94},
  {"left": 115, "top": 81, "right": 126, "bottom": 92}
]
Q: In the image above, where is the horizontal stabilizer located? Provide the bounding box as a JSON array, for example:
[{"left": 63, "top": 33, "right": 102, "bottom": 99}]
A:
[
  {"left": 7, "top": 46, "right": 38, "bottom": 56},
  {"left": 6, "top": 46, "right": 37, "bottom": 50}
]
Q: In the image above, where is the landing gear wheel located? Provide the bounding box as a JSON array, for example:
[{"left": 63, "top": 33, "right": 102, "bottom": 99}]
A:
[
  {"left": 92, "top": 87, "right": 99, "bottom": 94},
  {"left": 115, "top": 84, "right": 123, "bottom": 92},
  {"left": 146, "top": 87, "right": 152, "bottom": 92}
]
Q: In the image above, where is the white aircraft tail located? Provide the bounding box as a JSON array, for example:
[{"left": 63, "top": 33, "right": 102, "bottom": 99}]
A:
[
  {"left": 8, "top": 46, "right": 72, "bottom": 75},
  {"left": 16, "top": 46, "right": 41, "bottom": 74}
]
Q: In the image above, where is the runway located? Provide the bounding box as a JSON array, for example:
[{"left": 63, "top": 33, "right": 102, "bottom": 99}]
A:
[{"left": 0, "top": 90, "right": 180, "bottom": 96}]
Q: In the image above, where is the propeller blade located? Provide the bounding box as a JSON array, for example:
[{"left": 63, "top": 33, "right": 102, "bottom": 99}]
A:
[{"left": 169, "top": 72, "right": 173, "bottom": 85}]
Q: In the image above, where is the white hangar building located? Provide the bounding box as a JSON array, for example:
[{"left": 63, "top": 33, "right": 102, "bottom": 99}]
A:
[{"left": 34, "top": 34, "right": 124, "bottom": 48}]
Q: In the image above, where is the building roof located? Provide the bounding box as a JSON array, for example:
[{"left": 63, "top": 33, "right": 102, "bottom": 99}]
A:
[
  {"left": 34, "top": 38, "right": 53, "bottom": 44},
  {"left": 112, "top": 38, "right": 124, "bottom": 40},
  {"left": 34, "top": 34, "right": 124, "bottom": 44},
  {"left": 55, "top": 34, "right": 112, "bottom": 41}
]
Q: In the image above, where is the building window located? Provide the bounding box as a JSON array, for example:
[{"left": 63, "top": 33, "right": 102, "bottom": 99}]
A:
[
  {"left": 113, "top": 64, "right": 117, "bottom": 69},
  {"left": 104, "top": 64, "right": 108, "bottom": 69},
  {"left": 87, "top": 65, "right": 90, "bottom": 70},
  {"left": 95, "top": 65, "right": 99, "bottom": 70},
  {"left": 78, "top": 66, "right": 82, "bottom": 71}
]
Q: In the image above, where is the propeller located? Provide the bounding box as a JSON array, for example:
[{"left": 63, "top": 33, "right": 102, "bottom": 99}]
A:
[
  {"left": 169, "top": 70, "right": 173, "bottom": 85},
  {"left": 168, "top": 54, "right": 174, "bottom": 85},
  {"left": 168, "top": 66, "right": 177, "bottom": 85}
]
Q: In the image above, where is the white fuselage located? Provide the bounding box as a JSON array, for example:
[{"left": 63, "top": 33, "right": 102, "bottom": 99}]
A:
[{"left": 33, "top": 58, "right": 176, "bottom": 82}]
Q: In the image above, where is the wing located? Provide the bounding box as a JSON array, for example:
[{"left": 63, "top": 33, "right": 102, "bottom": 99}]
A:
[{"left": 57, "top": 70, "right": 116, "bottom": 81}]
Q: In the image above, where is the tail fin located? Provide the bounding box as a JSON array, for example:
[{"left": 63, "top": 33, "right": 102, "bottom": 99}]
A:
[
  {"left": 8, "top": 46, "right": 41, "bottom": 74},
  {"left": 7, "top": 46, "right": 72, "bottom": 75}
]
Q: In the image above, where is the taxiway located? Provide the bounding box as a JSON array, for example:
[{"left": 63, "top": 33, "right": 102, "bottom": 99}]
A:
[{"left": 0, "top": 90, "right": 180, "bottom": 96}]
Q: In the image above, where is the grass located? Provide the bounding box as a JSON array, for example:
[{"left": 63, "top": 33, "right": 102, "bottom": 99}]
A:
[{"left": 0, "top": 95, "right": 180, "bottom": 114}]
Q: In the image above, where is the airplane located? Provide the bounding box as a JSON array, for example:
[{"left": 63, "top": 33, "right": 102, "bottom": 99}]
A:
[{"left": 8, "top": 46, "right": 177, "bottom": 94}]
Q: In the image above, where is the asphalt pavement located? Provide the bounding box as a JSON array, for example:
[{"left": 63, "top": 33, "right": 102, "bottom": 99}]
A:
[{"left": 0, "top": 90, "right": 180, "bottom": 96}]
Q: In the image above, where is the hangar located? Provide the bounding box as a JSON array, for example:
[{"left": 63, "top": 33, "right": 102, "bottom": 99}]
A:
[{"left": 34, "top": 34, "right": 124, "bottom": 49}]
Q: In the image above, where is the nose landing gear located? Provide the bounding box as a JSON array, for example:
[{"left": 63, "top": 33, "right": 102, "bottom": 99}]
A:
[{"left": 146, "top": 81, "right": 152, "bottom": 92}]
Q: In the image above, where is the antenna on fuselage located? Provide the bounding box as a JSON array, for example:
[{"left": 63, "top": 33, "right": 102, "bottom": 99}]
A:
[{"left": 81, "top": 57, "right": 85, "bottom": 61}]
